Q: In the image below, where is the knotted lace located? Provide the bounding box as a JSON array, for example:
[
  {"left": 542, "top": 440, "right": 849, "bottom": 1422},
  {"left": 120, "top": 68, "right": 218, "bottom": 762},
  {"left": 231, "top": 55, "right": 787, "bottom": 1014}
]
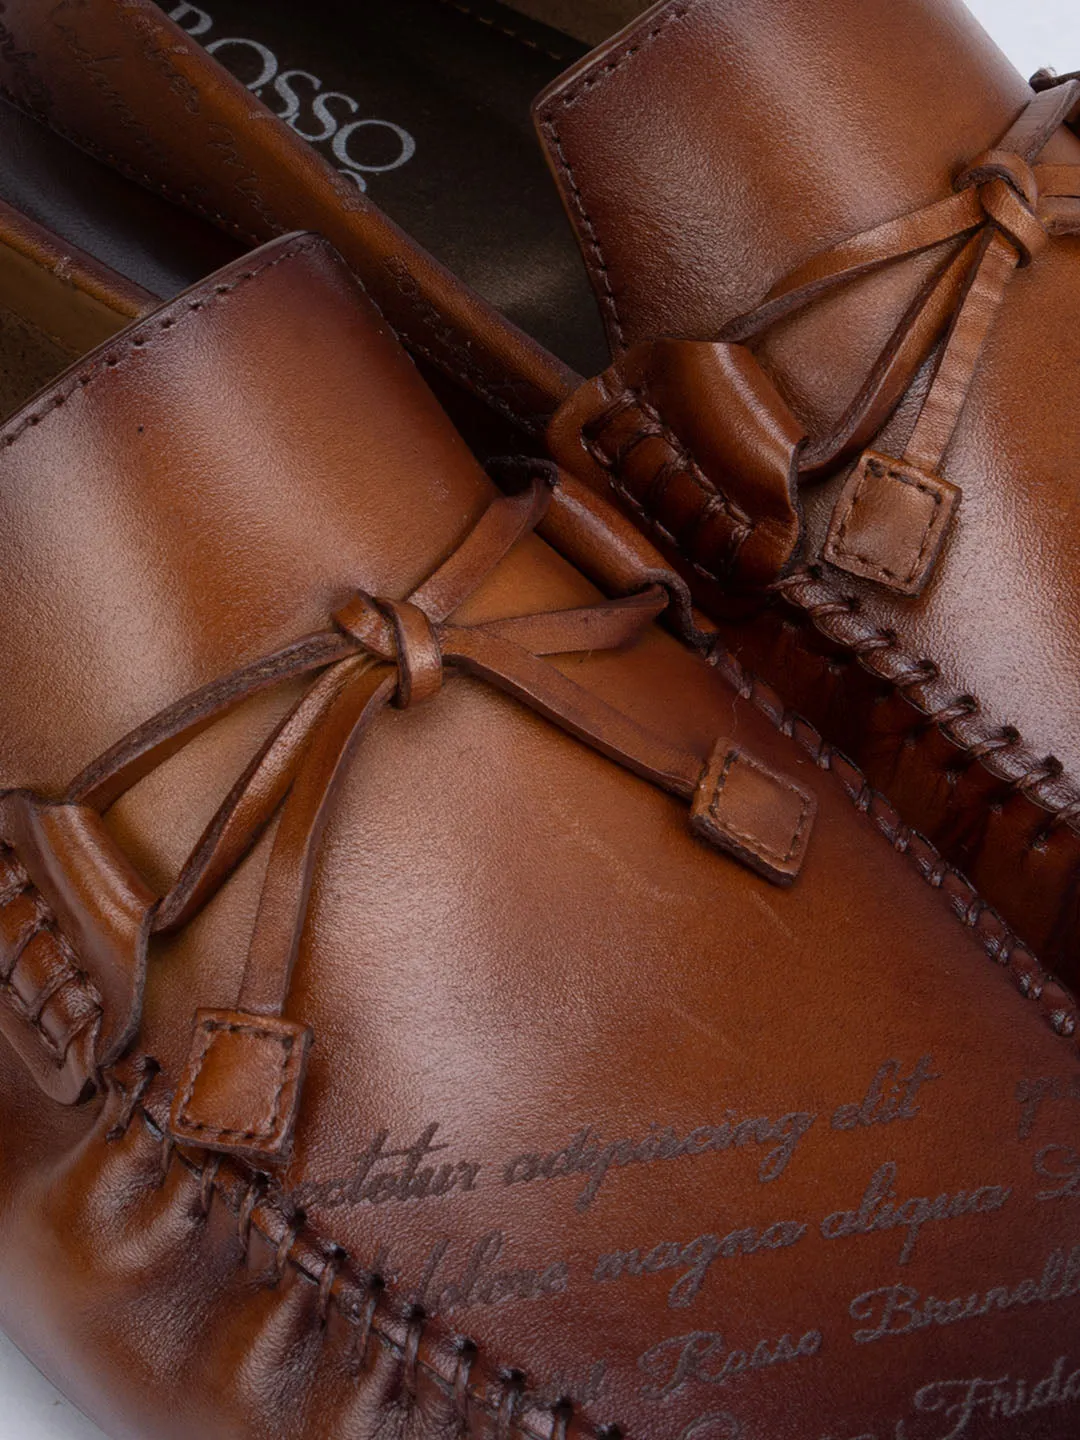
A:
[{"left": 721, "top": 80, "right": 1080, "bottom": 481}]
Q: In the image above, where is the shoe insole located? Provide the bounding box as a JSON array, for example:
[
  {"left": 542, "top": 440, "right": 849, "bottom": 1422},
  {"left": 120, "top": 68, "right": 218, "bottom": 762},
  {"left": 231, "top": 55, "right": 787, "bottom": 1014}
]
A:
[
  {"left": 167, "top": 0, "right": 611, "bottom": 375},
  {"left": 0, "top": 0, "right": 613, "bottom": 391},
  {"left": 0, "top": 93, "right": 245, "bottom": 300}
]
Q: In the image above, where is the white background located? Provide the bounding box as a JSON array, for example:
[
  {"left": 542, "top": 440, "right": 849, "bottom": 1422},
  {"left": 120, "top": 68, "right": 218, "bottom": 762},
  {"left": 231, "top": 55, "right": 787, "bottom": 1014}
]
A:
[{"left": 0, "top": 1, "right": 1077, "bottom": 1437}]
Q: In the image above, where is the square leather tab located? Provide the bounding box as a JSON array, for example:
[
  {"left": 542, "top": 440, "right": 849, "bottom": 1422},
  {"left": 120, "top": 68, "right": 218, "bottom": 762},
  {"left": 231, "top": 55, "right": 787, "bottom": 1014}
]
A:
[
  {"left": 691, "top": 745, "right": 816, "bottom": 885},
  {"left": 822, "top": 451, "right": 960, "bottom": 596},
  {"left": 169, "top": 1009, "right": 312, "bottom": 1164}
]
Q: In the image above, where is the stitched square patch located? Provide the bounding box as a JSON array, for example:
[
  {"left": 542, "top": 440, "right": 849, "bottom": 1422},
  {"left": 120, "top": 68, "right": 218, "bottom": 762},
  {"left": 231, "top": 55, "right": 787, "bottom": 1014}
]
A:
[
  {"left": 822, "top": 451, "right": 960, "bottom": 597},
  {"left": 169, "top": 1009, "right": 312, "bottom": 1164},
  {"left": 691, "top": 744, "right": 816, "bottom": 885}
]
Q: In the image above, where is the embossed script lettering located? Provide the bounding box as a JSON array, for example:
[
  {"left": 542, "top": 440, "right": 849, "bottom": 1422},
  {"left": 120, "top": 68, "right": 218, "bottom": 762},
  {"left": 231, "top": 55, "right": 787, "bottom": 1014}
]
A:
[
  {"left": 849, "top": 1245, "right": 1080, "bottom": 1343},
  {"left": 593, "top": 1218, "right": 807, "bottom": 1308},
  {"left": 821, "top": 1162, "right": 1011, "bottom": 1264},
  {"left": 413, "top": 1230, "right": 568, "bottom": 1316},
  {"left": 831, "top": 1056, "right": 940, "bottom": 1131},
  {"left": 504, "top": 1111, "right": 819, "bottom": 1212},
  {"left": 291, "top": 1123, "right": 481, "bottom": 1209},
  {"left": 1014, "top": 1073, "right": 1080, "bottom": 1139},
  {"left": 1035, "top": 1143, "right": 1080, "bottom": 1200},
  {"left": 907, "top": 1356, "right": 1080, "bottom": 1438},
  {"left": 638, "top": 1328, "right": 822, "bottom": 1399}
]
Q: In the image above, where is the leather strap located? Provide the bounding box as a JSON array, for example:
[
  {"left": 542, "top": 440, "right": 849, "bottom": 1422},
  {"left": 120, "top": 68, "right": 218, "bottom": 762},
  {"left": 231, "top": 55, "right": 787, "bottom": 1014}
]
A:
[
  {"left": 729, "top": 82, "right": 1080, "bottom": 595},
  {"left": 0, "top": 468, "right": 815, "bottom": 1141},
  {"left": 552, "top": 84, "right": 1080, "bottom": 599}
]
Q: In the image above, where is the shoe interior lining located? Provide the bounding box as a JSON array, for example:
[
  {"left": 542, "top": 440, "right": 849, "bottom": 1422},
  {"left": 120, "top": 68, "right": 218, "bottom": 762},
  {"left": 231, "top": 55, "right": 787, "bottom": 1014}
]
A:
[
  {"left": 0, "top": 0, "right": 642, "bottom": 418},
  {"left": 0, "top": 94, "right": 245, "bottom": 303},
  {"left": 0, "top": 207, "right": 141, "bottom": 422},
  {"left": 183, "top": 0, "right": 613, "bottom": 374}
]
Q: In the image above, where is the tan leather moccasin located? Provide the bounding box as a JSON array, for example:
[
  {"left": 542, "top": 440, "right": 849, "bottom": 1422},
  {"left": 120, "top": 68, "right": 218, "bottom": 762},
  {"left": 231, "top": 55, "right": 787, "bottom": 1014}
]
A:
[
  {"left": 2, "top": 0, "right": 1078, "bottom": 990},
  {"left": 0, "top": 214, "right": 1077, "bottom": 1439}
]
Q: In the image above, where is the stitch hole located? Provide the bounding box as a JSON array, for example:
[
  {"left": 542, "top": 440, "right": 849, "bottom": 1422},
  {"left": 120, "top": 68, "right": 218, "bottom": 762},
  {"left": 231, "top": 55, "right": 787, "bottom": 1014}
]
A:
[
  {"left": 317, "top": 1244, "right": 345, "bottom": 1325},
  {"left": 496, "top": 1369, "right": 526, "bottom": 1440},
  {"left": 597, "top": 1426, "right": 625, "bottom": 1440},
  {"left": 1013, "top": 753, "right": 1064, "bottom": 800},
  {"left": 105, "top": 1056, "right": 160, "bottom": 1142},
  {"left": 401, "top": 1305, "right": 425, "bottom": 1402},
  {"left": 853, "top": 626, "right": 897, "bottom": 656},
  {"left": 197, "top": 1154, "right": 221, "bottom": 1220},
  {"left": 898, "top": 657, "right": 940, "bottom": 693},
  {"left": 351, "top": 1272, "right": 385, "bottom": 1374},
  {"left": 968, "top": 726, "right": 1021, "bottom": 762},
  {"left": 270, "top": 1209, "right": 304, "bottom": 1285},
  {"left": 156, "top": 1134, "right": 176, "bottom": 1188},
  {"left": 550, "top": 1398, "right": 574, "bottom": 1440},
  {"left": 453, "top": 1338, "right": 478, "bottom": 1420},
  {"left": 928, "top": 694, "right": 979, "bottom": 733},
  {"left": 237, "top": 1173, "right": 268, "bottom": 1252}
]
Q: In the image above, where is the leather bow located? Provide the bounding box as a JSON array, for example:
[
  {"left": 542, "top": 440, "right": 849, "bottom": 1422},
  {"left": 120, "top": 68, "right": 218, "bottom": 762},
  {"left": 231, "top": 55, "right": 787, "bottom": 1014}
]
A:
[
  {"left": 0, "top": 469, "right": 815, "bottom": 1146},
  {"left": 551, "top": 81, "right": 1080, "bottom": 601},
  {"left": 722, "top": 79, "right": 1080, "bottom": 484}
]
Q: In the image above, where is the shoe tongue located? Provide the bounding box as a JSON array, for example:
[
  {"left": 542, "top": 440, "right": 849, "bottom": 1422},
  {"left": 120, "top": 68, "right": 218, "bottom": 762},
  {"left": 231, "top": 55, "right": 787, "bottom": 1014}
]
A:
[
  {"left": 535, "top": 0, "right": 1064, "bottom": 402},
  {"left": 0, "top": 233, "right": 494, "bottom": 790}
]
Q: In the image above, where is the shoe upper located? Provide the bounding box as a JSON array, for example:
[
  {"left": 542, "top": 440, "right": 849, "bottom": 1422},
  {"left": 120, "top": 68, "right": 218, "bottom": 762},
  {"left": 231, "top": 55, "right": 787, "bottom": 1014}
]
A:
[
  {"left": 534, "top": 0, "right": 1080, "bottom": 987},
  {"left": 0, "top": 225, "right": 1076, "bottom": 1440}
]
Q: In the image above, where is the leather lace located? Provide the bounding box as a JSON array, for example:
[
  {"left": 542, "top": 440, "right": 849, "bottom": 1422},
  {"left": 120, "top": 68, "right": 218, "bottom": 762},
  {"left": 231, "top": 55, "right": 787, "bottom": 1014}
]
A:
[
  {"left": 61, "top": 470, "right": 759, "bottom": 1047},
  {"left": 721, "top": 80, "right": 1080, "bottom": 481}
]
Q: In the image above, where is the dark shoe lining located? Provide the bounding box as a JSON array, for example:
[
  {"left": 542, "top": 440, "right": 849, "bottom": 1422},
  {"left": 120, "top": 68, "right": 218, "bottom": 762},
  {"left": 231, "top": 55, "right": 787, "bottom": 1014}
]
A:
[
  {"left": 183, "top": 0, "right": 609, "bottom": 374},
  {"left": 0, "top": 0, "right": 611, "bottom": 382},
  {"left": 0, "top": 93, "right": 245, "bottom": 301}
]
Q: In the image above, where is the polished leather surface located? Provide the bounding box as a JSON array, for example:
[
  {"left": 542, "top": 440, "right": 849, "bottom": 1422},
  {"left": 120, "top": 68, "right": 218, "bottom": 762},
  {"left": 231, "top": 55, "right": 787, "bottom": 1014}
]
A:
[
  {"left": 4, "top": 0, "right": 1077, "bottom": 996},
  {"left": 535, "top": 0, "right": 1080, "bottom": 985},
  {"left": 0, "top": 226, "right": 1078, "bottom": 1440}
]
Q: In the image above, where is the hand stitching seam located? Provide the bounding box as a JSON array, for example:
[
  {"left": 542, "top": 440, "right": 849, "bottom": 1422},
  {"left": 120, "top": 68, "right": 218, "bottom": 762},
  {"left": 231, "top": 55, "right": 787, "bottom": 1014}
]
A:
[
  {"left": 770, "top": 568, "right": 1080, "bottom": 849},
  {"left": 707, "top": 641, "right": 1080, "bottom": 1047},
  {"left": 537, "top": 0, "right": 703, "bottom": 351},
  {"left": 709, "top": 751, "right": 813, "bottom": 864},
  {"left": 582, "top": 381, "right": 754, "bottom": 580},
  {"left": 0, "top": 238, "right": 320, "bottom": 457},
  {"left": 111, "top": 1094, "right": 620, "bottom": 1440},
  {"left": 0, "top": 850, "right": 104, "bottom": 1062}
]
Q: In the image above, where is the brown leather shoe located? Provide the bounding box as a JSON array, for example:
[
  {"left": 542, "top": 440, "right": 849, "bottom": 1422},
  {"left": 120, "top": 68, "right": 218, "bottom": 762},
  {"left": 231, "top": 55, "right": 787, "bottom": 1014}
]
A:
[
  {"left": 0, "top": 214, "right": 1079, "bottom": 1438},
  {"left": 3, "top": 0, "right": 1077, "bottom": 991}
]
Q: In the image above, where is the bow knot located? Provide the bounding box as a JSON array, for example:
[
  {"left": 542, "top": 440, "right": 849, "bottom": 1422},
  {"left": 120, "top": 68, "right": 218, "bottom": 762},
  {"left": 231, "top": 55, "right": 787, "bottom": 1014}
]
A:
[
  {"left": 715, "top": 79, "right": 1080, "bottom": 595},
  {"left": 0, "top": 470, "right": 817, "bottom": 1149},
  {"left": 957, "top": 147, "right": 1047, "bottom": 263},
  {"left": 334, "top": 590, "right": 443, "bottom": 708}
]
